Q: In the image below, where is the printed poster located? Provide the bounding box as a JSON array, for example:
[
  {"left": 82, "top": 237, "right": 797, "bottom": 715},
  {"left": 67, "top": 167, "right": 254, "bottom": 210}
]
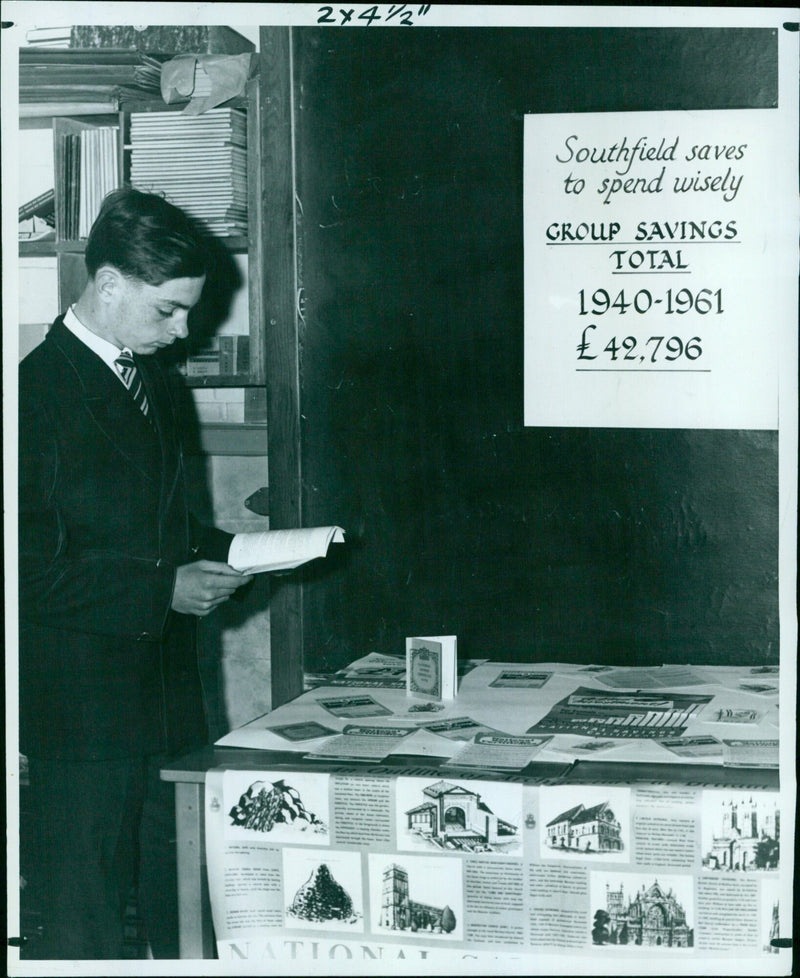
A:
[{"left": 524, "top": 109, "right": 795, "bottom": 430}]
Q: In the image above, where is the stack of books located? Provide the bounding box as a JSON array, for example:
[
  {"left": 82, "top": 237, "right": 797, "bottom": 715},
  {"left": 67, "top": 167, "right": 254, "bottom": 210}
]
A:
[
  {"left": 24, "top": 27, "right": 71, "bottom": 48},
  {"left": 129, "top": 108, "right": 247, "bottom": 237},
  {"left": 55, "top": 126, "right": 119, "bottom": 239},
  {"left": 19, "top": 47, "right": 165, "bottom": 107}
]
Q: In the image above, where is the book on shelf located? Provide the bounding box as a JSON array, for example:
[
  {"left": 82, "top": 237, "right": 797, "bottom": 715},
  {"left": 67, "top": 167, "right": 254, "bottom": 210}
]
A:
[
  {"left": 69, "top": 133, "right": 80, "bottom": 239},
  {"left": 220, "top": 335, "right": 250, "bottom": 375},
  {"left": 54, "top": 122, "right": 119, "bottom": 241},
  {"left": 19, "top": 217, "right": 55, "bottom": 241},
  {"left": 24, "top": 27, "right": 71, "bottom": 47},
  {"left": 22, "top": 48, "right": 149, "bottom": 65},
  {"left": 185, "top": 349, "right": 221, "bottom": 377},
  {"left": 21, "top": 102, "right": 120, "bottom": 120},
  {"left": 184, "top": 335, "right": 250, "bottom": 377},
  {"left": 19, "top": 188, "right": 55, "bottom": 224}
]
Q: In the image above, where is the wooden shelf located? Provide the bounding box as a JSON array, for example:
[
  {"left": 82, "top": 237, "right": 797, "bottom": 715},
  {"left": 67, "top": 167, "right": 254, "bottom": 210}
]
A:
[
  {"left": 118, "top": 95, "right": 248, "bottom": 115},
  {"left": 183, "top": 373, "right": 260, "bottom": 388},
  {"left": 219, "top": 235, "right": 249, "bottom": 253},
  {"left": 186, "top": 423, "right": 268, "bottom": 457},
  {"left": 20, "top": 107, "right": 119, "bottom": 126},
  {"left": 19, "top": 236, "right": 56, "bottom": 256},
  {"left": 56, "top": 240, "right": 88, "bottom": 252},
  {"left": 19, "top": 235, "right": 248, "bottom": 259}
]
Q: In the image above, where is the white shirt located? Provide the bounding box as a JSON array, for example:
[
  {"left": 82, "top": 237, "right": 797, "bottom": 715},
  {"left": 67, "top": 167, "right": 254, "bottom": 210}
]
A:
[{"left": 63, "top": 306, "right": 130, "bottom": 387}]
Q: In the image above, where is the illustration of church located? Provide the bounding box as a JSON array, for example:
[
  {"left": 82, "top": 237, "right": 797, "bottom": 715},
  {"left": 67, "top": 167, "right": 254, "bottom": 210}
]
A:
[
  {"left": 380, "top": 864, "right": 456, "bottom": 934},
  {"left": 546, "top": 801, "right": 622, "bottom": 853},
  {"left": 704, "top": 795, "right": 780, "bottom": 871},
  {"left": 602, "top": 879, "right": 693, "bottom": 947},
  {"left": 765, "top": 901, "right": 780, "bottom": 954},
  {"left": 404, "top": 780, "right": 517, "bottom": 850}
]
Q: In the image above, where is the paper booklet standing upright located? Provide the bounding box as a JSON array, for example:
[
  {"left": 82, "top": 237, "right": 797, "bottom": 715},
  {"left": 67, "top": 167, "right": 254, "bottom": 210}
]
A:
[
  {"left": 406, "top": 635, "right": 457, "bottom": 702},
  {"left": 227, "top": 526, "right": 345, "bottom": 574}
]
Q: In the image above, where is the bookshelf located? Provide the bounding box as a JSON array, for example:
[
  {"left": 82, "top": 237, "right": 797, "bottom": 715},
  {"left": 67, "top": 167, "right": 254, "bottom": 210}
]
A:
[{"left": 18, "top": 70, "right": 265, "bottom": 390}]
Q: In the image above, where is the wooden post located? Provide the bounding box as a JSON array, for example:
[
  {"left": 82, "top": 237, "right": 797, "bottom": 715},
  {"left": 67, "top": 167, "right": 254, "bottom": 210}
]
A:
[{"left": 259, "top": 26, "right": 305, "bottom": 707}]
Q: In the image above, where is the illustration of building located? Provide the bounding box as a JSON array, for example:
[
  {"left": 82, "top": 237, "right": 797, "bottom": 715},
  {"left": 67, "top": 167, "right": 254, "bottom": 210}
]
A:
[
  {"left": 404, "top": 780, "right": 517, "bottom": 850},
  {"left": 602, "top": 880, "right": 693, "bottom": 947},
  {"left": 546, "top": 801, "right": 622, "bottom": 853},
  {"left": 765, "top": 901, "right": 779, "bottom": 953},
  {"left": 380, "top": 864, "right": 456, "bottom": 934},
  {"left": 704, "top": 795, "right": 780, "bottom": 871}
]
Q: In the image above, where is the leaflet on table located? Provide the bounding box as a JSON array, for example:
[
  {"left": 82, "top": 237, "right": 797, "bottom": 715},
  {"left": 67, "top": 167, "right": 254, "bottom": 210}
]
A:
[
  {"left": 305, "top": 672, "right": 406, "bottom": 690},
  {"left": 204, "top": 769, "right": 786, "bottom": 969},
  {"left": 739, "top": 681, "right": 779, "bottom": 696},
  {"left": 416, "top": 715, "right": 500, "bottom": 741},
  {"left": 213, "top": 708, "right": 345, "bottom": 751},
  {"left": 489, "top": 669, "right": 553, "bottom": 689},
  {"left": 227, "top": 525, "right": 345, "bottom": 574},
  {"left": 529, "top": 687, "right": 714, "bottom": 739},
  {"left": 304, "top": 653, "right": 488, "bottom": 690},
  {"left": 550, "top": 738, "right": 620, "bottom": 756},
  {"left": 444, "top": 732, "right": 553, "bottom": 770},
  {"left": 304, "top": 652, "right": 408, "bottom": 689},
  {"left": 303, "top": 723, "right": 418, "bottom": 762},
  {"left": 315, "top": 694, "right": 394, "bottom": 719},
  {"left": 595, "top": 665, "right": 713, "bottom": 689},
  {"left": 722, "top": 738, "right": 779, "bottom": 768},
  {"left": 658, "top": 735, "right": 724, "bottom": 759},
  {"left": 705, "top": 708, "right": 764, "bottom": 724},
  {"left": 267, "top": 720, "right": 338, "bottom": 743}
]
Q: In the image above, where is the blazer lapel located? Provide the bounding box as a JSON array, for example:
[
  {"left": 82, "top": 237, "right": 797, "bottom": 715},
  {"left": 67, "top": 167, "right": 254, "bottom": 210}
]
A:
[
  {"left": 49, "top": 321, "right": 161, "bottom": 482},
  {"left": 137, "top": 352, "right": 183, "bottom": 514}
]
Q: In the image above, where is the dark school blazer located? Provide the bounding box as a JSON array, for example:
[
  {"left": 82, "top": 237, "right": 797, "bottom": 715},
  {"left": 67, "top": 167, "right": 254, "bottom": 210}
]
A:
[{"left": 18, "top": 318, "right": 233, "bottom": 761}]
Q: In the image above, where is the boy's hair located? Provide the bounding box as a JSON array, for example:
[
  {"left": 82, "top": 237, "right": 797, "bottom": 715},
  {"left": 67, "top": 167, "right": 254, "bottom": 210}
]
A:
[{"left": 85, "top": 187, "right": 208, "bottom": 285}]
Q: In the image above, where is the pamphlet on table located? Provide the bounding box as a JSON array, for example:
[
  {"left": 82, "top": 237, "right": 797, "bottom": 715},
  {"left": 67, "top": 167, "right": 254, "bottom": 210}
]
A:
[{"left": 406, "top": 634, "right": 457, "bottom": 701}]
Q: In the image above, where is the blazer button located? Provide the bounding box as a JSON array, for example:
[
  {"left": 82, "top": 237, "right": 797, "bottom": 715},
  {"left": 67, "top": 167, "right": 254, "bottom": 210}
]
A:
[
  {"left": 137, "top": 631, "right": 155, "bottom": 641},
  {"left": 156, "top": 558, "right": 166, "bottom": 569}
]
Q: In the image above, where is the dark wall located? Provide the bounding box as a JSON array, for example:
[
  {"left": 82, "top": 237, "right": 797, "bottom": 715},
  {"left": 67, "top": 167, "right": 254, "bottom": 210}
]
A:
[{"left": 286, "top": 27, "right": 779, "bottom": 671}]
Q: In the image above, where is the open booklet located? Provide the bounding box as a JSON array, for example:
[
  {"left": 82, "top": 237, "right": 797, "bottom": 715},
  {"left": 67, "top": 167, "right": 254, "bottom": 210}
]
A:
[{"left": 227, "top": 525, "right": 345, "bottom": 574}]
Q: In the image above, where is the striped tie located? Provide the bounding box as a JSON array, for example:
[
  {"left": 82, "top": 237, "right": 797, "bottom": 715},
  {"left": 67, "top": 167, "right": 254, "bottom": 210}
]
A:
[{"left": 114, "top": 349, "right": 152, "bottom": 423}]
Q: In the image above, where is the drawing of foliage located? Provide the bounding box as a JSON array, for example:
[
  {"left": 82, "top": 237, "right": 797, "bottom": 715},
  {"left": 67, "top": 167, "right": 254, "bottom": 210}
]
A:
[
  {"left": 228, "top": 779, "right": 326, "bottom": 833},
  {"left": 288, "top": 864, "right": 355, "bottom": 923}
]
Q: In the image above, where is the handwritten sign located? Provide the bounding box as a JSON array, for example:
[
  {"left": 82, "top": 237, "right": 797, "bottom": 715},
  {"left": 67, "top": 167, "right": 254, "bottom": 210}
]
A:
[{"left": 524, "top": 109, "right": 792, "bottom": 429}]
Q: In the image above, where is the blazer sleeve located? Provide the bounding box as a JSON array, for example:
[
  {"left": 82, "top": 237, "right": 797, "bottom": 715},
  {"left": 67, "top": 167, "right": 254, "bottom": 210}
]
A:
[
  {"left": 19, "top": 386, "right": 178, "bottom": 639},
  {"left": 189, "top": 515, "right": 234, "bottom": 564},
  {"left": 190, "top": 517, "right": 257, "bottom": 603}
]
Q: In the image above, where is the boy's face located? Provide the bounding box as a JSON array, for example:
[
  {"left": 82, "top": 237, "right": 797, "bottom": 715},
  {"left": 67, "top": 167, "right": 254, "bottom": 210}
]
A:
[{"left": 104, "top": 272, "right": 206, "bottom": 354}]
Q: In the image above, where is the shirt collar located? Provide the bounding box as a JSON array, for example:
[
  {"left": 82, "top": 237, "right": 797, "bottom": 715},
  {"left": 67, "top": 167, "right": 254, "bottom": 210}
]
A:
[{"left": 63, "top": 306, "right": 127, "bottom": 375}]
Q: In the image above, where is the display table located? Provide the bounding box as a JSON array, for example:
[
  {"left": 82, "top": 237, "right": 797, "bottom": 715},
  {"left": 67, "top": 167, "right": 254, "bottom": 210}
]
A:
[{"left": 162, "top": 660, "right": 785, "bottom": 970}]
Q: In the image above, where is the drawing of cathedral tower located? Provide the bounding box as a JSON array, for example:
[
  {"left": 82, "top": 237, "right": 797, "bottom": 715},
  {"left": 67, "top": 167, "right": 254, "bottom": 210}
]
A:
[
  {"left": 381, "top": 864, "right": 410, "bottom": 929},
  {"left": 723, "top": 796, "right": 760, "bottom": 838},
  {"left": 766, "top": 901, "right": 779, "bottom": 953},
  {"left": 606, "top": 882, "right": 624, "bottom": 917}
]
